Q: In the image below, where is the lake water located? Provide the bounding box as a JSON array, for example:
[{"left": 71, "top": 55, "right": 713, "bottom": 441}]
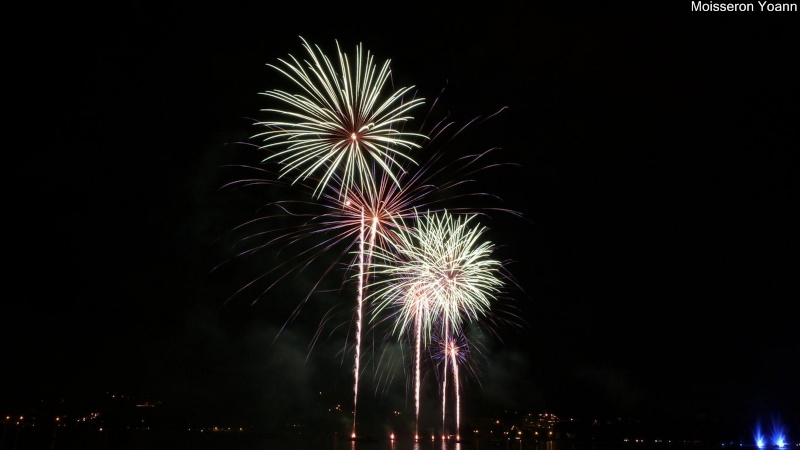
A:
[
  {"left": 3, "top": 428, "right": 729, "bottom": 450},
  {"left": 169, "top": 435, "right": 725, "bottom": 450}
]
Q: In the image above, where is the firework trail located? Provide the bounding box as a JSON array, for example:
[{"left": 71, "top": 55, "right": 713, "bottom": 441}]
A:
[
  {"left": 437, "top": 330, "right": 470, "bottom": 441},
  {"left": 410, "top": 289, "right": 434, "bottom": 440},
  {"left": 369, "top": 210, "right": 504, "bottom": 439},
  {"left": 450, "top": 339, "right": 461, "bottom": 441},
  {"left": 252, "top": 37, "right": 429, "bottom": 438},
  {"left": 441, "top": 324, "right": 449, "bottom": 439}
]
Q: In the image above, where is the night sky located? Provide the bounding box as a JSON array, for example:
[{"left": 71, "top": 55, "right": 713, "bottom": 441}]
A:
[{"left": 3, "top": 1, "right": 798, "bottom": 436}]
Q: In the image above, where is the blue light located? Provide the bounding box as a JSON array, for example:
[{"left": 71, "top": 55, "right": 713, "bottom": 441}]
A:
[{"left": 752, "top": 415, "right": 791, "bottom": 449}]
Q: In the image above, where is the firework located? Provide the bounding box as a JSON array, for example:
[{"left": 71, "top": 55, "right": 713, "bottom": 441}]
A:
[
  {"left": 370, "top": 211, "right": 504, "bottom": 334},
  {"left": 225, "top": 37, "right": 521, "bottom": 439},
  {"left": 252, "top": 37, "right": 432, "bottom": 438},
  {"left": 220, "top": 113, "right": 520, "bottom": 371},
  {"left": 368, "top": 210, "right": 504, "bottom": 438},
  {"left": 253, "top": 36, "right": 427, "bottom": 200}
]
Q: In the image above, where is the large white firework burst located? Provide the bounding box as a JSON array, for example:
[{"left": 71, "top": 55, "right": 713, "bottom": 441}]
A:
[{"left": 254, "top": 36, "right": 427, "bottom": 199}]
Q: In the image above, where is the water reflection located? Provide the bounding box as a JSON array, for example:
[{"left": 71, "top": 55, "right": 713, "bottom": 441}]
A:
[
  {"left": 333, "top": 437, "right": 595, "bottom": 450},
  {"left": 226, "top": 434, "right": 704, "bottom": 450}
]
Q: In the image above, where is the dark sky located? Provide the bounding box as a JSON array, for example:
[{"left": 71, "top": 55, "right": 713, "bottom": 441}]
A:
[{"left": 2, "top": 1, "right": 798, "bottom": 437}]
